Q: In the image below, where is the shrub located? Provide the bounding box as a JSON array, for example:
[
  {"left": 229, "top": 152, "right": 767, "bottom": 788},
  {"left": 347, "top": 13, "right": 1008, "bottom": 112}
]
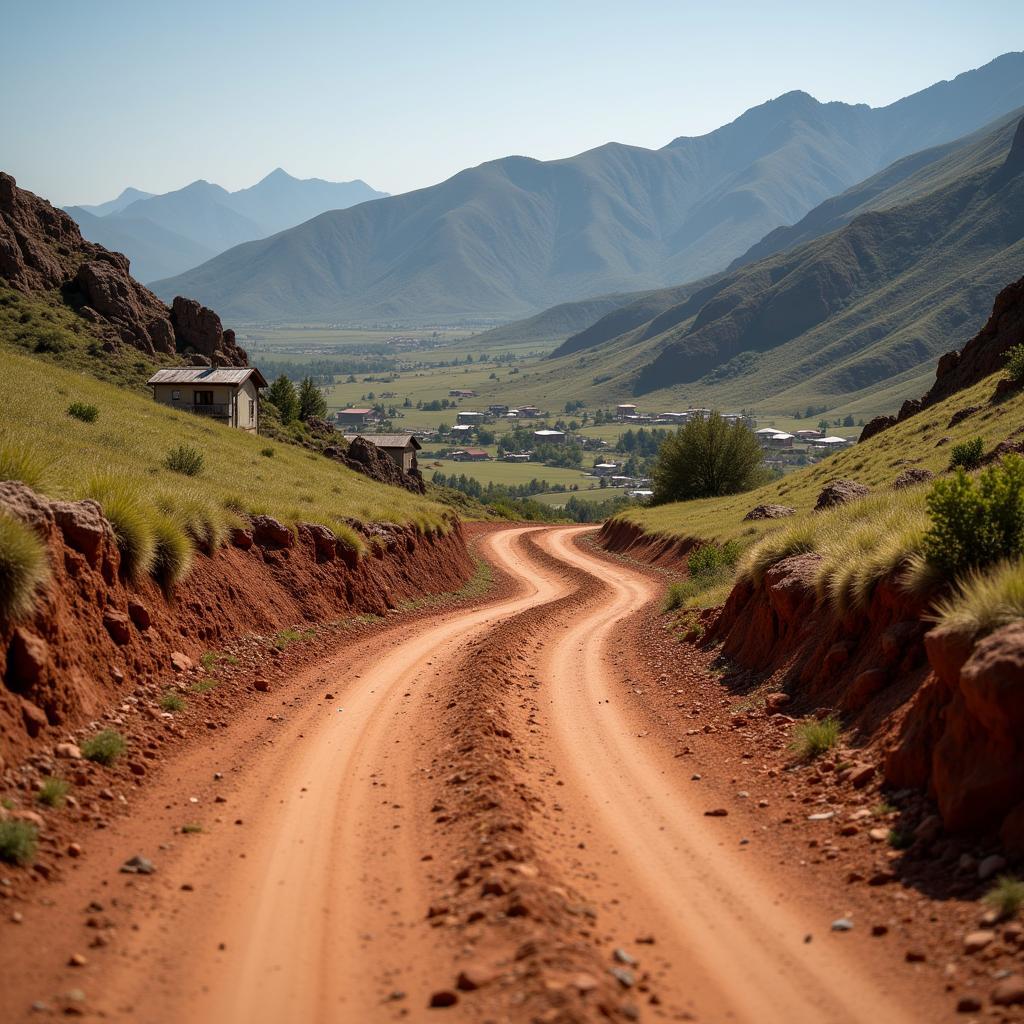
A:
[
  {"left": 984, "top": 875, "right": 1024, "bottom": 919},
  {"left": 652, "top": 413, "right": 766, "bottom": 504},
  {"left": 67, "top": 401, "right": 99, "bottom": 423},
  {"left": 32, "top": 328, "right": 71, "bottom": 354},
  {"left": 0, "top": 512, "right": 50, "bottom": 620},
  {"left": 164, "top": 444, "right": 204, "bottom": 477},
  {"left": 931, "top": 558, "right": 1024, "bottom": 638},
  {"left": 790, "top": 716, "right": 840, "bottom": 760},
  {"left": 160, "top": 691, "right": 185, "bottom": 712},
  {"left": 87, "top": 476, "right": 157, "bottom": 579},
  {"left": 688, "top": 540, "right": 742, "bottom": 581},
  {"left": 888, "top": 829, "right": 914, "bottom": 850},
  {"left": 82, "top": 729, "right": 126, "bottom": 765},
  {"left": 260, "top": 446, "right": 275, "bottom": 458},
  {"left": 1006, "top": 344, "right": 1024, "bottom": 383},
  {"left": 151, "top": 513, "right": 193, "bottom": 588},
  {"left": 0, "top": 820, "right": 38, "bottom": 865},
  {"left": 921, "top": 456, "right": 1024, "bottom": 578},
  {"left": 663, "top": 581, "right": 695, "bottom": 611},
  {"left": 37, "top": 777, "right": 70, "bottom": 807},
  {"left": 950, "top": 436, "right": 984, "bottom": 470}
]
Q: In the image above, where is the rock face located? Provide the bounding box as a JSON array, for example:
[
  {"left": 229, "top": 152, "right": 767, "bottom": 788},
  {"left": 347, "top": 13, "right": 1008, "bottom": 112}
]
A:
[
  {"left": 814, "top": 479, "right": 870, "bottom": 511},
  {"left": 743, "top": 504, "right": 796, "bottom": 521},
  {"left": 0, "top": 172, "right": 245, "bottom": 366},
  {"left": 326, "top": 436, "right": 426, "bottom": 495},
  {"left": 892, "top": 467, "right": 934, "bottom": 490}
]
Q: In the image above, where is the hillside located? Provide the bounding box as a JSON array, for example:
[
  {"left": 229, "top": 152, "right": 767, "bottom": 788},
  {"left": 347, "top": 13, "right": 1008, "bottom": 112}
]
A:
[
  {"left": 486, "top": 108, "right": 1024, "bottom": 421},
  {"left": 152, "top": 54, "right": 1024, "bottom": 323},
  {"left": 66, "top": 169, "right": 387, "bottom": 282}
]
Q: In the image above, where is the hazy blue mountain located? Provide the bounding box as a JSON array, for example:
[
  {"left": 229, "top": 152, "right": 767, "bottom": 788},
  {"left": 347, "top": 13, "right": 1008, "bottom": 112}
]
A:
[
  {"left": 153, "top": 53, "right": 1024, "bottom": 322},
  {"left": 65, "top": 170, "right": 387, "bottom": 283}
]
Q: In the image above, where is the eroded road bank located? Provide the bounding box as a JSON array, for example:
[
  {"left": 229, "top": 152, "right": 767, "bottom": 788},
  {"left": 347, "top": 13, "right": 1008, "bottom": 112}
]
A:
[{"left": 0, "top": 526, "right": 945, "bottom": 1023}]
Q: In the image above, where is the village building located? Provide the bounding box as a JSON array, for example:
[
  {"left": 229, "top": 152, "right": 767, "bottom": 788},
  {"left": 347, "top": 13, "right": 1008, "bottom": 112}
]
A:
[
  {"left": 533, "top": 429, "right": 566, "bottom": 445},
  {"left": 343, "top": 433, "right": 422, "bottom": 473},
  {"left": 450, "top": 424, "right": 474, "bottom": 436},
  {"left": 814, "top": 435, "right": 853, "bottom": 450},
  {"left": 488, "top": 404, "right": 509, "bottom": 415},
  {"left": 503, "top": 452, "right": 531, "bottom": 462},
  {"left": 767, "top": 432, "right": 795, "bottom": 449},
  {"left": 455, "top": 410, "right": 485, "bottom": 425},
  {"left": 518, "top": 405, "right": 540, "bottom": 418},
  {"left": 616, "top": 403, "right": 638, "bottom": 420},
  {"left": 448, "top": 388, "right": 477, "bottom": 398},
  {"left": 336, "top": 407, "right": 373, "bottom": 428},
  {"left": 450, "top": 448, "right": 490, "bottom": 462},
  {"left": 147, "top": 367, "right": 268, "bottom": 433},
  {"left": 593, "top": 462, "right": 619, "bottom": 477},
  {"left": 795, "top": 429, "right": 824, "bottom": 440}
]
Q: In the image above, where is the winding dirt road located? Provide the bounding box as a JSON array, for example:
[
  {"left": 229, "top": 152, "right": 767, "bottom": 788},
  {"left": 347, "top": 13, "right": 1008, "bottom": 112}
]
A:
[{"left": 2, "top": 526, "right": 945, "bottom": 1023}]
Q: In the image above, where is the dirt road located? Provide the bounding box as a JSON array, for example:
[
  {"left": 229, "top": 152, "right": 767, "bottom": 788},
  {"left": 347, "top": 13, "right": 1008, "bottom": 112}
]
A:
[{"left": 1, "top": 526, "right": 945, "bottom": 1023}]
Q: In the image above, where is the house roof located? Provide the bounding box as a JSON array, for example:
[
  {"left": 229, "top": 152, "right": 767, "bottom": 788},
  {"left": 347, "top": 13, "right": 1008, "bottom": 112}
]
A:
[
  {"left": 338, "top": 407, "right": 372, "bottom": 415},
  {"left": 818, "top": 436, "right": 850, "bottom": 444},
  {"left": 147, "top": 366, "right": 268, "bottom": 388},
  {"left": 533, "top": 429, "right": 565, "bottom": 436},
  {"left": 343, "top": 433, "right": 422, "bottom": 450},
  {"left": 462, "top": 448, "right": 488, "bottom": 456}
]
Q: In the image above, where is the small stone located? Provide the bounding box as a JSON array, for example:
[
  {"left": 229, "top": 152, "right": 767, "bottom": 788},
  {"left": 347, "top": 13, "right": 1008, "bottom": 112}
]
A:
[
  {"left": 120, "top": 855, "right": 155, "bottom": 875},
  {"left": 992, "top": 975, "right": 1024, "bottom": 1006},
  {"left": 963, "top": 930, "right": 995, "bottom": 954},
  {"left": 429, "top": 990, "right": 458, "bottom": 1007},
  {"left": 613, "top": 948, "right": 636, "bottom": 965},
  {"left": 808, "top": 812, "right": 835, "bottom": 821},
  {"left": 68, "top": 953, "right": 87, "bottom": 967},
  {"left": 871, "top": 924, "right": 888, "bottom": 936},
  {"left": 572, "top": 973, "right": 599, "bottom": 993},
  {"left": 55, "top": 743, "right": 82, "bottom": 760},
  {"left": 610, "top": 967, "right": 635, "bottom": 988},
  {"left": 978, "top": 854, "right": 1007, "bottom": 881},
  {"left": 868, "top": 828, "right": 889, "bottom": 842},
  {"left": 456, "top": 966, "right": 492, "bottom": 991},
  {"left": 704, "top": 808, "right": 728, "bottom": 817},
  {"left": 170, "top": 652, "right": 193, "bottom": 673},
  {"left": 831, "top": 918, "right": 854, "bottom": 932},
  {"left": 956, "top": 995, "right": 982, "bottom": 1013},
  {"left": 848, "top": 764, "right": 875, "bottom": 789},
  {"left": 905, "top": 949, "right": 926, "bottom": 963},
  {"left": 253, "top": 679, "right": 270, "bottom": 693},
  {"left": 67, "top": 843, "right": 82, "bottom": 858}
]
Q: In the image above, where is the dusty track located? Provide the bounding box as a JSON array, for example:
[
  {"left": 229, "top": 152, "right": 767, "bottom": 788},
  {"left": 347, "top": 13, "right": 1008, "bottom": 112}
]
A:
[{"left": 1, "top": 526, "right": 945, "bottom": 1023}]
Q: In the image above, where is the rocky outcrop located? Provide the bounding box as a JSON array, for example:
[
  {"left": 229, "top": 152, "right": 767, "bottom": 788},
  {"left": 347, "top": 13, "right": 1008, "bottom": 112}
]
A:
[
  {"left": 743, "top": 503, "right": 796, "bottom": 521},
  {"left": 814, "top": 479, "right": 870, "bottom": 510},
  {"left": 0, "top": 172, "right": 243, "bottom": 367},
  {"left": 325, "top": 436, "right": 425, "bottom": 495},
  {"left": 892, "top": 467, "right": 934, "bottom": 489}
]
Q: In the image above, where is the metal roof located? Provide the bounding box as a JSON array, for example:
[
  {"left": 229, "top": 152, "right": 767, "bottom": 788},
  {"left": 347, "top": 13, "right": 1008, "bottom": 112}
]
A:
[
  {"left": 147, "top": 366, "right": 268, "bottom": 387},
  {"left": 343, "top": 433, "right": 422, "bottom": 450}
]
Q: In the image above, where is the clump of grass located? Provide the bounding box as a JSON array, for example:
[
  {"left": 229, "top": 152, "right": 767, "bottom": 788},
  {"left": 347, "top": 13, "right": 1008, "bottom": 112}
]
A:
[
  {"left": 0, "top": 819, "right": 38, "bottom": 865},
  {"left": 191, "top": 678, "right": 219, "bottom": 693},
  {"left": 181, "top": 823, "right": 203, "bottom": 834},
  {"left": 37, "top": 777, "right": 70, "bottom": 807},
  {"left": 950, "top": 436, "right": 984, "bottom": 470},
  {"left": 984, "top": 875, "right": 1024, "bottom": 919},
  {"left": 888, "top": 829, "right": 914, "bottom": 850},
  {"left": 260, "top": 446, "right": 275, "bottom": 457},
  {"left": 688, "top": 540, "right": 742, "bottom": 581},
  {"left": 790, "top": 716, "right": 841, "bottom": 761},
  {"left": 663, "top": 581, "right": 695, "bottom": 612},
  {"left": 737, "top": 521, "right": 818, "bottom": 585},
  {"left": 159, "top": 690, "right": 185, "bottom": 713},
  {"left": 274, "top": 626, "right": 315, "bottom": 650},
  {"left": 200, "top": 652, "right": 217, "bottom": 670},
  {"left": 151, "top": 513, "right": 194, "bottom": 589},
  {"left": 0, "top": 437, "right": 52, "bottom": 490},
  {"left": 81, "top": 728, "right": 126, "bottom": 765},
  {"left": 158, "top": 491, "right": 230, "bottom": 552},
  {"left": 930, "top": 558, "right": 1024, "bottom": 640},
  {"left": 86, "top": 475, "right": 157, "bottom": 580},
  {"left": 0, "top": 511, "right": 51, "bottom": 620},
  {"left": 164, "top": 444, "right": 204, "bottom": 477},
  {"left": 67, "top": 402, "right": 99, "bottom": 423}
]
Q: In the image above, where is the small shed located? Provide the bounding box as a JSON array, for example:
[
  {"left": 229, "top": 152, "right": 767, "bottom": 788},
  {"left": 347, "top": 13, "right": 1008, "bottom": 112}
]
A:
[
  {"left": 147, "top": 366, "right": 268, "bottom": 433},
  {"left": 343, "top": 433, "right": 422, "bottom": 473},
  {"left": 456, "top": 411, "right": 484, "bottom": 425},
  {"left": 337, "top": 408, "right": 373, "bottom": 427},
  {"left": 533, "top": 429, "right": 566, "bottom": 445}
]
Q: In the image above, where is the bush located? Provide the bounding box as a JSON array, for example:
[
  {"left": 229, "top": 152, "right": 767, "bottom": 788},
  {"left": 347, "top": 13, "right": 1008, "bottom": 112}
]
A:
[
  {"left": 160, "top": 691, "right": 185, "bottom": 712},
  {"left": 790, "top": 716, "right": 840, "bottom": 760},
  {"left": 82, "top": 729, "right": 126, "bottom": 765},
  {"left": 0, "top": 511, "right": 50, "bottom": 620},
  {"left": 984, "top": 875, "right": 1024, "bottom": 919},
  {"left": 0, "top": 819, "right": 38, "bottom": 865},
  {"left": 32, "top": 328, "right": 71, "bottom": 354},
  {"left": 37, "top": 777, "right": 70, "bottom": 807},
  {"left": 87, "top": 476, "right": 157, "bottom": 580},
  {"left": 67, "top": 402, "right": 99, "bottom": 423},
  {"left": 260, "top": 446, "right": 275, "bottom": 458},
  {"left": 688, "top": 540, "right": 742, "bottom": 581},
  {"left": 160, "top": 491, "right": 230, "bottom": 552},
  {"left": 663, "top": 581, "right": 697, "bottom": 611},
  {"left": 164, "top": 444, "right": 204, "bottom": 477},
  {"left": 652, "top": 413, "right": 766, "bottom": 504},
  {"left": 950, "top": 436, "right": 984, "bottom": 470},
  {"left": 921, "top": 456, "right": 1024, "bottom": 578},
  {"left": 1006, "top": 344, "right": 1024, "bottom": 383}
]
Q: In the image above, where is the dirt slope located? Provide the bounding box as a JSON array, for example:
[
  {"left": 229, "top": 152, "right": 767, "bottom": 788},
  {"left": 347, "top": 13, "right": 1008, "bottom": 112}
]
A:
[{"left": 0, "top": 526, "right": 950, "bottom": 1023}]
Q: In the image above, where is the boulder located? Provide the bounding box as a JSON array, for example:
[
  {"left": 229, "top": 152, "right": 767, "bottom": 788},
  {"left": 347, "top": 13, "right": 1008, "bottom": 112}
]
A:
[
  {"left": 20, "top": 698, "right": 48, "bottom": 737},
  {"left": 743, "top": 504, "right": 796, "bottom": 521},
  {"left": 892, "top": 467, "right": 934, "bottom": 490},
  {"left": 102, "top": 610, "right": 132, "bottom": 645},
  {"left": 51, "top": 499, "right": 113, "bottom": 568},
  {"left": 814, "top": 479, "right": 870, "bottom": 511},
  {"left": 127, "top": 599, "right": 151, "bottom": 630},
  {"left": 171, "top": 297, "right": 247, "bottom": 367},
  {"left": 7, "top": 627, "right": 49, "bottom": 688},
  {"left": 299, "top": 523, "right": 337, "bottom": 562},
  {"left": 230, "top": 527, "right": 254, "bottom": 550},
  {"left": 0, "top": 480, "right": 54, "bottom": 532},
  {"left": 251, "top": 516, "right": 294, "bottom": 549}
]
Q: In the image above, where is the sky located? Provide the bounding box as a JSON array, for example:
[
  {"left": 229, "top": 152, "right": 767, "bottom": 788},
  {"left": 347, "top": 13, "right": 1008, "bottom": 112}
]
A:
[{"left": 2, "top": 0, "right": 1021, "bottom": 206}]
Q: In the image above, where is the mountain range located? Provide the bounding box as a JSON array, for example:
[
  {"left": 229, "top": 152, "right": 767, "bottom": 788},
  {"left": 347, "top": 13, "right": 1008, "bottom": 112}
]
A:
[
  {"left": 151, "top": 53, "right": 1024, "bottom": 323},
  {"left": 64, "top": 170, "right": 387, "bottom": 283}
]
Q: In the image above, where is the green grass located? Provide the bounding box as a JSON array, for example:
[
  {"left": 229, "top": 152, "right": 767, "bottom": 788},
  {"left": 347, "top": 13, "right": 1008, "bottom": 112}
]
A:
[
  {"left": 0, "top": 820, "right": 38, "bottom": 865},
  {"left": 81, "top": 729, "right": 126, "bottom": 765},
  {"left": 37, "top": 777, "right": 70, "bottom": 807},
  {"left": 191, "top": 678, "right": 219, "bottom": 693},
  {"left": 67, "top": 401, "right": 99, "bottom": 423},
  {"left": 663, "top": 581, "right": 692, "bottom": 612},
  {"left": 274, "top": 627, "right": 315, "bottom": 650},
  {"left": 0, "top": 435, "right": 53, "bottom": 491},
  {"left": 164, "top": 444, "right": 205, "bottom": 477},
  {"left": 181, "top": 823, "right": 203, "bottom": 834},
  {"left": 931, "top": 559, "right": 1024, "bottom": 640},
  {"left": 0, "top": 511, "right": 51, "bottom": 620},
  {"left": 790, "top": 716, "right": 841, "bottom": 761},
  {"left": 151, "top": 512, "right": 194, "bottom": 588},
  {"left": 983, "top": 876, "right": 1024, "bottom": 919},
  {"left": 159, "top": 691, "right": 186, "bottom": 712}
]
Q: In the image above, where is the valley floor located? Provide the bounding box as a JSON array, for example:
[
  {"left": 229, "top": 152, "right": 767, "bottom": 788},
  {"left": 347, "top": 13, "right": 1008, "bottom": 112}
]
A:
[{"left": 0, "top": 527, "right": 966, "bottom": 1022}]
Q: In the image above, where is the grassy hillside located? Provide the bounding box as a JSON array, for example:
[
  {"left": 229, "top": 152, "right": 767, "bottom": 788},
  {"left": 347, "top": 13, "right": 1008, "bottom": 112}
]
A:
[
  {"left": 476, "top": 111, "right": 1023, "bottom": 422},
  {"left": 153, "top": 55, "right": 1024, "bottom": 324}
]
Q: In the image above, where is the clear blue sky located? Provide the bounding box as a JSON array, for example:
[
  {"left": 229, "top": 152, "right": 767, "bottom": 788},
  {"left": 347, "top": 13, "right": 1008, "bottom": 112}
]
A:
[{"left": 3, "top": 0, "right": 1020, "bottom": 205}]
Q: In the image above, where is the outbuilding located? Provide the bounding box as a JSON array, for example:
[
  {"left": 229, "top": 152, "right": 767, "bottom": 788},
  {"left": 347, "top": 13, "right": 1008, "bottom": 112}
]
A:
[
  {"left": 343, "top": 433, "right": 422, "bottom": 473},
  {"left": 147, "top": 366, "right": 268, "bottom": 433}
]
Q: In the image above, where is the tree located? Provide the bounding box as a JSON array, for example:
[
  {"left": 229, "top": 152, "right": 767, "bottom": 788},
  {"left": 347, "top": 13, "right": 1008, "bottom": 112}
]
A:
[
  {"left": 651, "top": 413, "right": 765, "bottom": 504},
  {"left": 842, "top": 414, "right": 855, "bottom": 427},
  {"left": 817, "top": 418, "right": 830, "bottom": 433},
  {"left": 267, "top": 375, "right": 299, "bottom": 424},
  {"left": 298, "top": 377, "right": 328, "bottom": 421}
]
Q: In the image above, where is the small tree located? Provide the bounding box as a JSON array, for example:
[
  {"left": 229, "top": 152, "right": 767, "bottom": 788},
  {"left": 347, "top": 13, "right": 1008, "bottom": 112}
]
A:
[
  {"left": 1005, "top": 343, "right": 1024, "bottom": 382},
  {"left": 651, "top": 413, "right": 765, "bottom": 504},
  {"left": 298, "top": 377, "right": 327, "bottom": 421},
  {"left": 267, "top": 375, "right": 299, "bottom": 424}
]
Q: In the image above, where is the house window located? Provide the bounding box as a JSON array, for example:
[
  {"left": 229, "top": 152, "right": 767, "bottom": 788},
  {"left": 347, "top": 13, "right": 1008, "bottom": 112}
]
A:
[
  {"left": 249, "top": 399, "right": 255, "bottom": 421},
  {"left": 194, "top": 390, "right": 213, "bottom": 406},
  {"left": 171, "top": 390, "right": 181, "bottom": 401}
]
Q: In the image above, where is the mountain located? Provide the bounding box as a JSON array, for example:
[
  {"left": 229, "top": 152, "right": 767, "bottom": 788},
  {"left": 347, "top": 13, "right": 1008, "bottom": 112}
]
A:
[
  {"left": 507, "top": 108, "right": 1024, "bottom": 420},
  {"left": 152, "top": 53, "right": 1024, "bottom": 323},
  {"left": 65, "top": 170, "right": 387, "bottom": 283},
  {"left": 72, "top": 186, "right": 153, "bottom": 217}
]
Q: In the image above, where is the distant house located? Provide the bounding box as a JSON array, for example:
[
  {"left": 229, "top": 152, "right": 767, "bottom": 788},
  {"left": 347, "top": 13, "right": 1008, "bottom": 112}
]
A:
[
  {"left": 503, "top": 452, "right": 531, "bottom": 462},
  {"left": 616, "top": 403, "right": 638, "bottom": 420},
  {"left": 795, "top": 429, "right": 824, "bottom": 440},
  {"left": 518, "top": 405, "right": 540, "bottom": 418},
  {"left": 488, "top": 404, "right": 509, "bottom": 415},
  {"left": 767, "top": 432, "right": 795, "bottom": 450},
  {"left": 337, "top": 407, "right": 373, "bottom": 427},
  {"left": 343, "top": 433, "right": 422, "bottom": 473},
  {"left": 448, "top": 388, "right": 477, "bottom": 398},
  {"left": 455, "top": 411, "right": 484, "bottom": 425},
  {"left": 533, "top": 429, "right": 566, "bottom": 445},
  {"left": 593, "top": 462, "right": 618, "bottom": 477},
  {"left": 450, "top": 424, "right": 474, "bottom": 435},
  {"left": 451, "top": 448, "right": 490, "bottom": 462},
  {"left": 148, "top": 367, "right": 268, "bottom": 433},
  {"left": 815, "top": 435, "right": 852, "bottom": 450}
]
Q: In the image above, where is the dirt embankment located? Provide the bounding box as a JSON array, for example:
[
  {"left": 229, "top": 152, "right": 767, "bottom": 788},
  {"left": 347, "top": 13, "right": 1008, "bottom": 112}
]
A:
[
  {"left": 599, "top": 525, "right": 1024, "bottom": 856},
  {"left": 0, "top": 481, "right": 473, "bottom": 768},
  {"left": 596, "top": 518, "right": 698, "bottom": 566}
]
